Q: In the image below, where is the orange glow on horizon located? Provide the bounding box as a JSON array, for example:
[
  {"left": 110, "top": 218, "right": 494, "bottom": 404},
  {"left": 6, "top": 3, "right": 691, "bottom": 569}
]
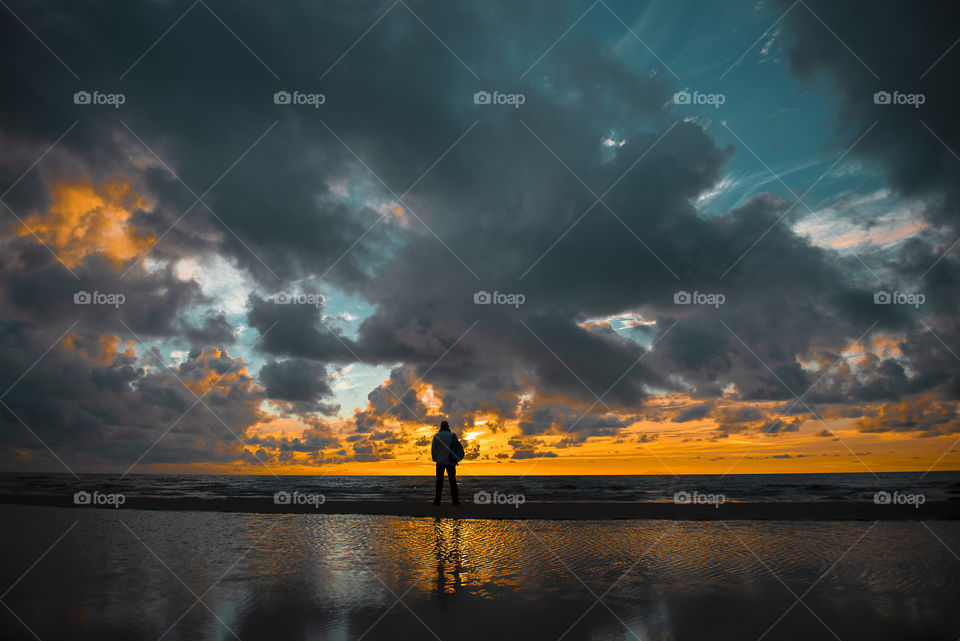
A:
[
  {"left": 131, "top": 395, "right": 959, "bottom": 476},
  {"left": 52, "top": 332, "right": 960, "bottom": 476}
]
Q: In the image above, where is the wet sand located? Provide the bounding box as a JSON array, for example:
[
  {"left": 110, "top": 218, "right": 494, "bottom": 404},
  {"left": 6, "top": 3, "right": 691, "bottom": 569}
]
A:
[
  {"left": 1, "top": 504, "right": 957, "bottom": 641},
  {"left": 1, "top": 494, "right": 956, "bottom": 519}
]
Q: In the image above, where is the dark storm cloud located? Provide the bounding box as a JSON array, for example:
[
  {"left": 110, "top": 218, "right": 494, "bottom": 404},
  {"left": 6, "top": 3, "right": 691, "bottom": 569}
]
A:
[
  {"left": 553, "top": 412, "right": 634, "bottom": 447},
  {"left": 771, "top": 0, "right": 960, "bottom": 403},
  {"left": 715, "top": 406, "right": 764, "bottom": 434},
  {"left": 183, "top": 312, "right": 236, "bottom": 347},
  {"left": 425, "top": 364, "right": 524, "bottom": 427},
  {"left": 352, "top": 366, "right": 435, "bottom": 433},
  {"left": 247, "top": 418, "right": 340, "bottom": 453},
  {"left": 672, "top": 403, "right": 713, "bottom": 423},
  {"left": 773, "top": 0, "right": 960, "bottom": 231},
  {"left": 556, "top": 412, "right": 630, "bottom": 436},
  {"left": 636, "top": 191, "right": 900, "bottom": 404},
  {"left": 347, "top": 435, "right": 396, "bottom": 462},
  {"left": 884, "top": 240, "right": 960, "bottom": 400},
  {"left": 0, "top": 230, "right": 265, "bottom": 469},
  {"left": 0, "top": 244, "right": 204, "bottom": 338},
  {"left": 760, "top": 417, "right": 801, "bottom": 435},
  {"left": 0, "top": 0, "right": 397, "bottom": 284},
  {"left": 1, "top": 0, "right": 958, "bottom": 469},
  {"left": 513, "top": 405, "right": 632, "bottom": 442},
  {"left": 1, "top": 1, "right": 863, "bottom": 409},
  {"left": 246, "top": 294, "right": 358, "bottom": 361},
  {"left": 259, "top": 358, "right": 332, "bottom": 401},
  {"left": 508, "top": 437, "right": 559, "bottom": 459},
  {"left": 258, "top": 358, "right": 339, "bottom": 415},
  {"left": 0, "top": 322, "right": 263, "bottom": 471},
  {"left": 855, "top": 396, "right": 960, "bottom": 437}
]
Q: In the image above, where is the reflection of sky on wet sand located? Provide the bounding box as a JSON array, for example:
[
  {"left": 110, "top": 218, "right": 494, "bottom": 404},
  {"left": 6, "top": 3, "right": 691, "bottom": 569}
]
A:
[{"left": 1, "top": 505, "right": 958, "bottom": 640}]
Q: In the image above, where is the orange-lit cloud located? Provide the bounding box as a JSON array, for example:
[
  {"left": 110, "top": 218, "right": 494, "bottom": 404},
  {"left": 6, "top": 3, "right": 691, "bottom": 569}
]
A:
[
  {"left": 856, "top": 395, "right": 960, "bottom": 436},
  {"left": 62, "top": 331, "right": 136, "bottom": 364},
  {"left": 827, "top": 220, "right": 926, "bottom": 249},
  {"left": 415, "top": 383, "right": 444, "bottom": 414},
  {"left": 14, "top": 178, "right": 155, "bottom": 268},
  {"left": 180, "top": 347, "right": 251, "bottom": 396},
  {"left": 75, "top": 356, "right": 957, "bottom": 476},
  {"left": 581, "top": 319, "right": 613, "bottom": 331}
]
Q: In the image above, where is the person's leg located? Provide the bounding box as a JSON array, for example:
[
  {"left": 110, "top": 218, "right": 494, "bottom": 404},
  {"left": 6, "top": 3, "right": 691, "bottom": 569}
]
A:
[
  {"left": 434, "top": 463, "right": 444, "bottom": 504},
  {"left": 448, "top": 465, "right": 459, "bottom": 504}
]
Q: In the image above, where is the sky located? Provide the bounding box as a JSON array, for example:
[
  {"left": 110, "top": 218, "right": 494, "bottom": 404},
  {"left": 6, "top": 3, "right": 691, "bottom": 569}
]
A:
[{"left": 1, "top": 0, "right": 959, "bottom": 476}]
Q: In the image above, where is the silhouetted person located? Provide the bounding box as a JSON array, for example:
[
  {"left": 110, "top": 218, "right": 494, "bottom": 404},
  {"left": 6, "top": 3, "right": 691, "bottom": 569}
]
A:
[{"left": 432, "top": 420, "right": 463, "bottom": 505}]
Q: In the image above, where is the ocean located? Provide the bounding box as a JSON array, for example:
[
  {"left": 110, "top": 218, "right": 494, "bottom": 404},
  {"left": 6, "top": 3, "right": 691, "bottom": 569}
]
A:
[{"left": 2, "top": 470, "right": 958, "bottom": 503}]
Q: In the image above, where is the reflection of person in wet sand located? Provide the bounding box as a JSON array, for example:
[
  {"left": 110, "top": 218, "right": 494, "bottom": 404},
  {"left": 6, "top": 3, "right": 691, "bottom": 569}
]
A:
[
  {"left": 431, "top": 420, "right": 464, "bottom": 505},
  {"left": 434, "top": 518, "right": 463, "bottom": 595}
]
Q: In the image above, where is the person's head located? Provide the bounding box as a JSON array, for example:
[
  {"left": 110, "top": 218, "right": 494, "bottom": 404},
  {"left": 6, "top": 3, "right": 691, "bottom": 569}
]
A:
[{"left": 439, "top": 420, "right": 450, "bottom": 431}]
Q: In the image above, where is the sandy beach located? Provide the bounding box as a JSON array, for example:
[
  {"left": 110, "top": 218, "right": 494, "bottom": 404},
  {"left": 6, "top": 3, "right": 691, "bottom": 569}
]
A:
[{"left": 1, "top": 503, "right": 958, "bottom": 641}]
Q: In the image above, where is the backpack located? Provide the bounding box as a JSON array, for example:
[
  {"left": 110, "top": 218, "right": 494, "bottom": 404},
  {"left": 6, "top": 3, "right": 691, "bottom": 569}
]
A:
[{"left": 451, "top": 435, "right": 465, "bottom": 463}]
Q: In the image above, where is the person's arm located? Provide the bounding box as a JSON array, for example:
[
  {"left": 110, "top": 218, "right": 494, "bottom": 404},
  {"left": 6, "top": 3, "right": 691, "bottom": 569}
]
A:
[{"left": 431, "top": 434, "right": 439, "bottom": 462}]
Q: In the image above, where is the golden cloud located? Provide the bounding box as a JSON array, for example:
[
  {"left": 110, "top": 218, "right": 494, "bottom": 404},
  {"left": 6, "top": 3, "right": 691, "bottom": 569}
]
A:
[
  {"left": 14, "top": 178, "right": 155, "bottom": 268},
  {"left": 62, "top": 331, "right": 136, "bottom": 364}
]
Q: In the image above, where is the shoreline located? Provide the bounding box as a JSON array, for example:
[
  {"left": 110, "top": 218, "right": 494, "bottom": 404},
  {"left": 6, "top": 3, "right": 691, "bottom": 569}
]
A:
[{"left": 1, "top": 494, "right": 956, "bottom": 520}]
